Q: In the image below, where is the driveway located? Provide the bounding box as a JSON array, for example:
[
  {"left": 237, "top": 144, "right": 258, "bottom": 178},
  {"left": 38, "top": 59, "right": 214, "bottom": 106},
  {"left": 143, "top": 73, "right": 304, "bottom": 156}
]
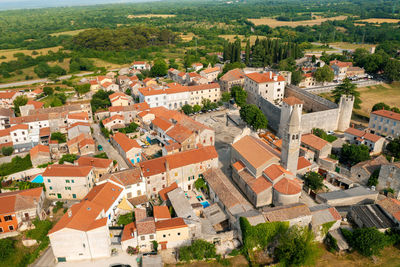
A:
[
  {"left": 31, "top": 247, "right": 56, "bottom": 267},
  {"left": 56, "top": 254, "right": 137, "bottom": 267},
  {"left": 92, "top": 124, "right": 129, "bottom": 169}
]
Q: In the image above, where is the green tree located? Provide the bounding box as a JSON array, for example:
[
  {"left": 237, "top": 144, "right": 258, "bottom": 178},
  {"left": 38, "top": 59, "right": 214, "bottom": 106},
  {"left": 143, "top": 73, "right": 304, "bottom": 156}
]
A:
[
  {"left": 245, "top": 39, "right": 251, "bottom": 65},
  {"left": 179, "top": 240, "right": 216, "bottom": 262},
  {"left": 1, "top": 146, "right": 14, "bottom": 156},
  {"left": 117, "top": 212, "right": 134, "bottom": 225},
  {"left": 231, "top": 85, "right": 247, "bottom": 107},
  {"left": 367, "top": 168, "right": 380, "bottom": 187},
  {"left": 0, "top": 238, "right": 15, "bottom": 260},
  {"left": 193, "top": 105, "right": 201, "bottom": 113},
  {"left": 221, "top": 92, "right": 231, "bottom": 102},
  {"left": 43, "top": 87, "right": 54, "bottom": 96},
  {"left": 332, "top": 78, "right": 362, "bottom": 109},
  {"left": 275, "top": 226, "right": 320, "bottom": 267},
  {"left": 13, "top": 95, "right": 28, "bottom": 115},
  {"left": 340, "top": 143, "right": 371, "bottom": 166},
  {"left": 150, "top": 58, "right": 168, "bottom": 77},
  {"left": 291, "top": 70, "right": 303, "bottom": 86},
  {"left": 152, "top": 240, "right": 158, "bottom": 252},
  {"left": 304, "top": 172, "right": 324, "bottom": 191},
  {"left": 314, "top": 65, "right": 334, "bottom": 83},
  {"left": 341, "top": 227, "right": 391, "bottom": 257},
  {"left": 182, "top": 104, "right": 193, "bottom": 115},
  {"left": 50, "top": 132, "right": 66, "bottom": 143},
  {"left": 74, "top": 84, "right": 90, "bottom": 96},
  {"left": 372, "top": 102, "right": 391, "bottom": 111},
  {"left": 384, "top": 59, "right": 400, "bottom": 82},
  {"left": 386, "top": 137, "right": 400, "bottom": 159},
  {"left": 240, "top": 104, "right": 268, "bottom": 130},
  {"left": 168, "top": 59, "right": 179, "bottom": 69},
  {"left": 59, "top": 154, "right": 77, "bottom": 164}
]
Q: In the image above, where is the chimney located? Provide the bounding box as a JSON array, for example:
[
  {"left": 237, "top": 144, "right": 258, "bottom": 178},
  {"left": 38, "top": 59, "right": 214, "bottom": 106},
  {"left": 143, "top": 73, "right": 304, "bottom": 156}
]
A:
[
  {"left": 165, "top": 160, "right": 169, "bottom": 172},
  {"left": 269, "top": 72, "right": 272, "bottom": 79},
  {"left": 273, "top": 75, "right": 277, "bottom": 81},
  {"left": 68, "top": 209, "right": 72, "bottom": 217}
]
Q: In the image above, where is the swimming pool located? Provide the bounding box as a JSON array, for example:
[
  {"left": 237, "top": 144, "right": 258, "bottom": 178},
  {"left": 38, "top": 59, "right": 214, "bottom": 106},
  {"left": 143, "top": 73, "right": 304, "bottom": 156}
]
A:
[
  {"left": 201, "top": 201, "right": 210, "bottom": 208},
  {"left": 31, "top": 174, "right": 43, "bottom": 183}
]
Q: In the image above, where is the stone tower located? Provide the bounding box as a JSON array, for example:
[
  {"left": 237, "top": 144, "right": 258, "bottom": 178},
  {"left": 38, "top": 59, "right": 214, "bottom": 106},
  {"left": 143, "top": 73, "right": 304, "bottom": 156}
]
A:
[
  {"left": 337, "top": 95, "right": 354, "bottom": 132},
  {"left": 278, "top": 97, "right": 303, "bottom": 138},
  {"left": 281, "top": 99, "right": 302, "bottom": 175}
]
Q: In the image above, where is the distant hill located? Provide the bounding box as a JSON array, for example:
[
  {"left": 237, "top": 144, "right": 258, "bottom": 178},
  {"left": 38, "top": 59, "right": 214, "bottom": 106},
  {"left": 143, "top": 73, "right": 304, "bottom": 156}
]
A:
[{"left": 0, "top": 0, "right": 153, "bottom": 11}]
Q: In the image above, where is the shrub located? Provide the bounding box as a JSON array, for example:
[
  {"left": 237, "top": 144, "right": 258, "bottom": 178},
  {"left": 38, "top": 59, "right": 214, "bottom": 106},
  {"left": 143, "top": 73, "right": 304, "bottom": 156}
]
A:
[
  {"left": 50, "top": 132, "right": 66, "bottom": 143},
  {"left": 178, "top": 239, "right": 216, "bottom": 262},
  {"left": 53, "top": 201, "right": 64, "bottom": 213},
  {"left": 313, "top": 128, "right": 337, "bottom": 142},
  {"left": 1, "top": 146, "right": 13, "bottom": 156},
  {"left": 94, "top": 152, "right": 108, "bottom": 159},
  {"left": 367, "top": 168, "right": 380, "bottom": 187},
  {"left": 0, "top": 154, "right": 32, "bottom": 176},
  {"left": 152, "top": 240, "right": 158, "bottom": 252},
  {"left": 325, "top": 232, "right": 339, "bottom": 252},
  {"left": 58, "top": 154, "right": 77, "bottom": 164},
  {"left": 194, "top": 178, "right": 208, "bottom": 193},
  {"left": 127, "top": 246, "right": 138, "bottom": 255},
  {"left": 0, "top": 238, "right": 15, "bottom": 261},
  {"left": 117, "top": 212, "right": 134, "bottom": 225},
  {"left": 26, "top": 219, "right": 53, "bottom": 242},
  {"left": 304, "top": 172, "right": 324, "bottom": 191}
]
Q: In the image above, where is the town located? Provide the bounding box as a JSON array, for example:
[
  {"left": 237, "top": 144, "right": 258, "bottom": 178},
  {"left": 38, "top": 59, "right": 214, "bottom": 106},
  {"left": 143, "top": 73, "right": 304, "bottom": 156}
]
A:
[{"left": 0, "top": 1, "right": 400, "bottom": 267}]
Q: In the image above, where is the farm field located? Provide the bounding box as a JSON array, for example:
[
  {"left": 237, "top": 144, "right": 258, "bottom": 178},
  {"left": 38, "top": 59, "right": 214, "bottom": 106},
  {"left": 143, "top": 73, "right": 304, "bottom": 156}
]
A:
[
  {"left": 356, "top": 18, "right": 400, "bottom": 24},
  {"left": 248, "top": 15, "right": 348, "bottom": 27},
  {"left": 50, "top": 29, "right": 91, "bottom": 36},
  {"left": 329, "top": 42, "right": 376, "bottom": 50},
  {"left": 0, "top": 46, "right": 63, "bottom": 63},
  {"left": 127, "top": 14, "right": 175, "bottom": 19},
  {"left": 179, "top": 32, "right": 197, "bottom": 42}
]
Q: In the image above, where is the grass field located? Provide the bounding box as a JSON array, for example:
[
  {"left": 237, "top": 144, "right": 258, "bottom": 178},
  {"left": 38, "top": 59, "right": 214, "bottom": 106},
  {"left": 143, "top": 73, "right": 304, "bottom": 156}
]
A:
[
  {"left": 127, "top": 14, "right": 175, "bottom": 19},
  {"left": 357, "top": 18, "right": 400, "bottom": 24},
  {"left": 91, "top": 58, "right": 128, "bottom": 69},
  {"left": 329, "top": 42, "right": 376, "bottom": 50},
  {"left": 179, "top": 32, "right": 197, "bottom": 42},
  {"left": 50, "top": 29, "right": 91, "bottom": 36},
  {"left": 248, "top": 15, "right": 348, "bottom": 27},
  {"left": 0, "top": 46, "right": 63, "bottom": 63}
]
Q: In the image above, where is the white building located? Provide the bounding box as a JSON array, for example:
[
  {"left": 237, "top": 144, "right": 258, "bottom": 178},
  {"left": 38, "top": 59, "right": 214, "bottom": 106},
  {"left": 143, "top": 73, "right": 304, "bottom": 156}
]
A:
[
  {"left": 244, "top": 71, "right": 286, "bottom": 105},
  {"left": 138, "top": 85, "right": 190, "bottom": 110}
]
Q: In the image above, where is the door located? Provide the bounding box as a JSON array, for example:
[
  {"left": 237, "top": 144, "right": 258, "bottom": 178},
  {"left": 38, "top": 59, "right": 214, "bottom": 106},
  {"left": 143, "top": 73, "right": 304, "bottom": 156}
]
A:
[
  {"left": 161, "top": 242, "right": 167, "bottom": 250},
  {"left": 57, "top": 257, "right": 66, "bottom": 262},
  {"left": 57, "top": 193, "right": 62, "bottom": 199}
]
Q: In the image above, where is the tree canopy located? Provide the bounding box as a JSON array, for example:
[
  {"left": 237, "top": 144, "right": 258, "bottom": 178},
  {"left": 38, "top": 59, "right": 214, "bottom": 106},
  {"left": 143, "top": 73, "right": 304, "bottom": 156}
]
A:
[
  {"left": 150, "top": 58, "right": 168, "bottom": 77},
  {"left": 231, "top": 85, "right": 247, "bottom": 107},
  {"left": 239, "top": 104, "right": 268, "bottom": 131},
  {"left": 314, "top": 65, "right": 334, "bottom": 83},
  {"left": 332, "top": 78, "right": 361, "bottom": 109},
  {"left": 340, "top": 143, "right": 371, "bottom": 166},
  {"left": 304, "top": 172, "right": 324, "bottom": 191}
]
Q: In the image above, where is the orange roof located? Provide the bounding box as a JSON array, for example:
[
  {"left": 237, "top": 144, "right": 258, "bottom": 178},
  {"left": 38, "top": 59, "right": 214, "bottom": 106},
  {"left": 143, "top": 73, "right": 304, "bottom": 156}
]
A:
[
  {"left": 101, "top": 168, "right": 142, "bottom": 187},
  {"left": 77, "top": 156, "right": 113, "bottom": 169},
  {"left": 372, "top": 109, "right": 400, "bottom": 122},
  {"left": 166, "top": 124, "right": 193, "bottom": 143},
  {"left": 297, "top": 156, "right": 312, "bottom": 170},
  {"left": 152, "top": 117, "right": 173, "bottom": 132},
  {"left": 111, "top": 132, "right": 141, "bottom": 152},
  {"left": 30, "top": 144, "right": 49, "bottom": 158},
  {"left": 232, "top": 135, "right": 278, "bottom": 169},
  {"left": 133, "top": 61, "right": 147, "bottom": 65},
  {"left": 220, "top": 68, "right": 245, "bottom": 82},
  {"left": 273, "top": 178, "right": 301, "bottom": 195},
  {"left": 192, "top": 62, "right": 203, "bottom": 67},
  {"left": 10, "top": 124, "right": 28, "bottom": 131},
  {"left": 155, "top": 217, "right": 187, "bottom": 231},
  {"left": 159, "top": 182, "right": 178, "bottom": 201},
  {"left": 187, "top": 83, "right": 220, "bottom": 92},
  {"left": 202, "top": 67, "right": 220, "bottom": 74},
  {"left": 330, "top": 60, "right": 353, "bottom": 68},
  {"left": 263, "top": 164, "right": 291, "bottom": 181},
  {"left": 68, "top": 122, "right": 91, "bottom": 130},
  {"left": 103, "top": 115, "right": 124, "bottom": 125},
  {"left": 136, "top": 217, "right": 156, "bottom": 235},
  {"left": 101, "top": 82, "right": 113, "bottom": 88},
  {"left": 83, "top": 182, "right": 123, "bottom": 211},
  {"left": 43, "top": 164, "right": 93, "bottom": 177},
  {"left": 67, "top": 133, "right": 92, "bottom": 147},
  {"left": 27, "top": 100, "right": 44, "bottom": 109},
  {"left": 344, "top": 127, "right": 382, "bottom": 143},
  {"left": 0, "top": 91, "right": 17, "bottom": 99},
  {"left": 133, "top": 102, "right": 149, "bottom": 111},
  {"left": 90, "top": 80, "right": 98, "bottom": 85},
  {"left": 283, "top": 97, "right": 303, "bottom": 106},
  {"left": 0, "top": 187, "right": 43, "bottom": 215},
  {"left": 10, "top": 113, "right": 49, "bottom": 124},
  {"left": 109, "top": 92, "right": 128, "bottom": 100},
  {"left": 249, "top": 177, "right": 272, "bottom": 194},
  {"left": 232, "top": 161, "right": 246, "bottom": 172},
  {"left": 32, "top": 88, "right": 43, "bottom": 94},
  {"left": 79, "top": 137, "right": 95, "bottom": 148},
  {"left": 301, "top": 133, "right": 329, "bottom": 151},
  {"left": 153, "top": 206, "right": 171, "bottom": 220},
  {"left": 121, "top": 222, "right": 136, "bottom": 241},
  {"left": 140, "top": 146, "right": 218, "bottom": 177},
  {"left": 0, "top": 128, "right": 10, "bottom": 137},
  {"left": 68, "top": 112, "right": 89, "bottom": 121},
  {"left": 246, "top": 72, "right": 285, "bottom": 83}
]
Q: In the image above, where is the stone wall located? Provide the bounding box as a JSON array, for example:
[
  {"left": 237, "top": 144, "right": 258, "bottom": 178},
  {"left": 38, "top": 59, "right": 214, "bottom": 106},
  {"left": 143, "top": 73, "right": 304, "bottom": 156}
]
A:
[
  {"left": 305, "top": 80, "right": 383, "bottom": 94},
  {"left": 286, "top": 85, "right": 337, "bottom": 112},
  {"left": 301, "top": 108, "right": 340, "bottom": 133},
  {"left": 258, "top": 97, "right": 281, "bottom": 132}
]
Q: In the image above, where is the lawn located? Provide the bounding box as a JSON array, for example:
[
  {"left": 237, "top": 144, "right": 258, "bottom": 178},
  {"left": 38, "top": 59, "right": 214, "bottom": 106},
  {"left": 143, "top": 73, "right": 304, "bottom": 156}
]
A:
[
  {"left": 179, "top": 32, "right": 197, "bottom": 42},
  {"left": 50, "top": 29, "right": 91, "bottom": 37},
  {"left": 248, "top": 15, "right": 348, "bottom": 27},
  {"left": 329, "top": 42, "right": 376, "bottom": 50},
  {"left": 0, "top": 46, "right": 63, "bottom": 63}
]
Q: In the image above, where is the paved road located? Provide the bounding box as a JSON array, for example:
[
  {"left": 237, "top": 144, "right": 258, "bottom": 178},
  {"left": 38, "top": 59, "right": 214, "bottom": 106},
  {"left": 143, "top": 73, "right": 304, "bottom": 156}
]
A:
[
  {"left": 31, "top": 247, "right": 55, "bottom": 267},
  {"left": 92, "top": 123, "right": 129, "bottom": 169},
  {"left": 0, "top": 72, "right": 94, "bottom": 89}
]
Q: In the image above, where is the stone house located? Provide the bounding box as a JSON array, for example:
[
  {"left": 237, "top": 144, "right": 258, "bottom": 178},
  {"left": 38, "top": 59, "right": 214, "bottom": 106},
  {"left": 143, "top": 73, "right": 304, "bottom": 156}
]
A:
[
  {"left": 244, "top": 72, "right": 285, "bottom": 105},
  {"left": 219, "top": 68, "right": 245, "bottom": 92},
  {"left": 344, "top": 127, "right": 385, "bottom": 155},
  {"left": 369, "top": 109, "right": 400, "bottom": 138},
  {"left": 76, "top": 156, "right": 116, "bottom": 181},
  {"left": 102, "top": 115, "right": 126, "bottom": 132},
  {"left": 350, "top": 155, "right": 389, "bottom": 185},
  {"left": 377, "top": 162, "right": 400, "bottom": 198},
  {"left": 30, "top": 144, "right": 51, "bottom": 167},
  {"left": 67, "top": 122, "right": 91, "bottom": 140},
  {"left": 200, "top": 66, "right": 221, "bottom": 83},
  {"left": 111, "top": 132, "right": 142, "bottom": 165},
  {"left": 67, "top": 133, "right": 95, "bottom": 156},
  {"left": 300, "top": 133, "right": 332, "bottom": 162},
  {"left": 262, "top": 203, "right": 312, "bottom": 227}
]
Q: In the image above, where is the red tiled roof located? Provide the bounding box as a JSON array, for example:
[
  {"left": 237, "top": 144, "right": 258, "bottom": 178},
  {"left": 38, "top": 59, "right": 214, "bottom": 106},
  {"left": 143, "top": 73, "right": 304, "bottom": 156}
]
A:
[
  {"left": 249, "top": 177, "right": 272, "bottom": 194},
  {"left": 101, "top": 168, "right": 142, "bottom": 187},
  {"left": 283, "top": 97, "right": 303, "bottom": 106},
  {"left": 297, "top": 156, "right": 312, "bottom": 170},
  {"left": 77, "top": 156, "right": 112, "bottom": 169},
  {"left": 263, "top": 164, "right": 291, "bottom": 181},
  {"left": 246, "top": 72, "right": 285, "bottom": 83},
  {"left": 372, "top": 109, "right": 400, "bottom": 122},
  {"left": 345, "top": 127, "right": 382, "bottom": 143},
  {"left": 30, "top": 144, "right": 49, "bottom": 158},
  {"left": 153, "top": 206, "right": 171, "bottom": 220},
  {"left": 136, "top": 217, "right": 156, "bottom": 235},
  {"left": 329, "top": 60, "right": 353, "bottom": 68},
  {"left": 155, "top": 217, "right": 187, "bottom": 231},
  {"left": 273, "top": 178, "right": 301, "bottom": 195},
  {"left": 159, "top": 182, "right": 178, "bottom": 201},
  {"left": 103, "top": 115, "right": 124, "bottom": 126},
  {"left": 133, "top": 102, "right": 149, "bottom": 112},
  {"left": 201, "top": 67, "right": 220, "bottom": 74},
  {"left": 43, "top": 165, "right": 93, "bottom": 177},
  {"left": 111, "top": 132, "right": 141, "bottom": 152},
  {"left": 10, "top": 124, "right": 28, "bottom": 131},
  {"left": 166, "top": 124, "right": 193, "bottom": 143},
  {"left": 187, "top": 83, "right": 220, "bottom": 92},
  {"left": 232, "top": 161, "right": 246, "bottom": 172},
  {"left": 0, "top": 187, "right": 43, "bottom": 215},
  {"left": 0, "top": 91, "right": 17, "bottom": 99},
  {"left": 301, "top": 133, "right": 329, "bottom": 151},
  {"left": 121, "top": 222, "right": 136, "bottom": 241},
  {"left": 220, "top": 68, "right": 245, "bottom": 82},
  {"left": 68, "top": 112, "right": 89, "bottom": 121},
  {"left": 152, "top": 117, "right": 173, "bottom": 132},
  {"left": 10, "top": 113, "right": 49, "bottom": 124},
  {"left": 27, "top": 100, "right": 44, "bottom": 109},
  {"left": 0, "top": 128, "right": 10, "bottom": 137}
]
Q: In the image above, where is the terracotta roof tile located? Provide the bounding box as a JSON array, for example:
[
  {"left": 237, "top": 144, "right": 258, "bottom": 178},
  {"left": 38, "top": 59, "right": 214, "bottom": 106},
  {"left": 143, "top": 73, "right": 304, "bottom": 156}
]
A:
[
  {"left": 77, "top": 156, "right": 113, "bottom": 169},
  {"left": 283, "top": 96, "right": 303, "bottom": 106},
  {"left": 201, "top": 67, "right": 220, "bottom": 74},
  {"left": 121, "top": 222, "right": 136, "bottom": 241},
  {"left": 153, "top": 206, "right": 171, "bottom": 220},
  {"left": 246, "top": 72, "right": 285, "bottom": 83},
  {"left": 159, "top": 182, "right": 178, "bottom": 201},
  {"left": 152, "top": 117, "right": 173, "bottom": 132},
  {"left": 111, "top": 132, "right": 141, "bottom": 153},
  {"left": 103, "top": 115, "right": 124, "bottom": 126},
  {"left": 27, "top": 100, "right": 44, "bottom": 109},
  {"left": 220, "top": 68, "right": 245, "bottom": 82},
  {"left": 30, "top": 144, "right": 50, "bottom": 158},
  {"left": 263, "top": 164, "right": 291, "bottom": 181},
  {"left": 0, "top": 91, "right": 17, "bottom": 99},
  {"left": 155, "top": 217, "right": 187, "bottom": 231},
  {"left": 273, "top": 178, "right": 301, "bottom": 195},
  {"left": 43, "top": 165, "right": 93, "bottom": 177},
  {"left": 101, "top": 168, "right": 142, "bottom": 186},
  {"left": 301, "top": 133, "right": 329, "bottom": 150},
  {"left": 232, "top": 161, "right": 246, "bottom": 172},
  {"left": 297, "top": 156, "right": 312, "bottom": 170},
  {"left": 136, "top": 217, "right": 156, "bottom": 235},
  {"left": 249, "top": 177, "right": 272, "bottom": 194},
  {"left": 68, "top": 112, "right": 89, "bottom": 121}
]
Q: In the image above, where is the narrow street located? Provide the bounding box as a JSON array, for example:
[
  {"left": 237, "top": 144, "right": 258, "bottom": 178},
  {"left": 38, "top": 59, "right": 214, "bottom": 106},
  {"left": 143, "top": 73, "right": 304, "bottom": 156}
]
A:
[
  {"left": 31, "top": 247, "right": 55, "bottom": 267},
  {"left": 92, "top": 123, "right": 129, "bottom": 169}
]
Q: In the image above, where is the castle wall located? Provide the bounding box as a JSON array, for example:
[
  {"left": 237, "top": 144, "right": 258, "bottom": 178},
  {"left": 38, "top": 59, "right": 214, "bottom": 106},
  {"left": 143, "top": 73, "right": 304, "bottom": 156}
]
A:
[
  {"left": 285, "top": 85, "right": 337, "bottom": 112},
  {"left": 258, "top": 97, "right": 281, "bottom": 132},
  {"left": 301, "top": 108, "right": 340, "bottom": 133}
]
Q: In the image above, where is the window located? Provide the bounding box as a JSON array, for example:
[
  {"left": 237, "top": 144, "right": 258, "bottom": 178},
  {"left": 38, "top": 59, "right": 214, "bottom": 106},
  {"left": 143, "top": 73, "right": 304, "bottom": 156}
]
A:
[
  {"left": 8, "top": 225, "right": 14, "bottom": 231},
  {"left": 150, "top": 235, "right": 154, "bottom": 239},
  {"left": 4, "top": 215, "right": 12, "bottom": 221},
  {"left": 177, "top": 232, "right": 181, "bottom": 236},
  {"left": 72, "top": 194, "right": 76, "bottom": 199},
  {"left": 49, "top": 186, "right": 53, "bottom": 190},
  {"left": 147, "top": 181, "right": 150, "bottom": 184},
  {"left": 153, "top": 187, "right": 156, "bottom": 192},
  {"left": 163, "top": 234, "right": 166, "bottom": 238},
  {"left": 141, "top": 236, "right": 145, "bottom": 241},
  {"left": 47, "top": 179, "right": 51, "bottom": 183},
  {"left": 175, "top": 172, "right": 178, "bottom": 176},
  {"left": 71, "top": 180, "right": 74, "bottom": 183},
  {"left": 0, "top": 228, "right": 2, "bottom": 233},
  {"left": 66, "top": 180, "right": 70, "bottom": 183}
]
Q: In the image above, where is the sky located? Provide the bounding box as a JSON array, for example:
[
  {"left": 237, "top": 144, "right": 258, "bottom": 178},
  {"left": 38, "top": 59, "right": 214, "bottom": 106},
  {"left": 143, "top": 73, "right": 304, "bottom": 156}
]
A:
[{"left": 0, "top": 0, "right": 153, "bottom": 11}]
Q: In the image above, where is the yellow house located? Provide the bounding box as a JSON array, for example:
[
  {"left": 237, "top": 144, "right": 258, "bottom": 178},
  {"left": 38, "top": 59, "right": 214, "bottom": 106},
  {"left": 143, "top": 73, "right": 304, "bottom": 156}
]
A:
[{"left": 155, "top": 217, "right": 190, "bottom": 250}]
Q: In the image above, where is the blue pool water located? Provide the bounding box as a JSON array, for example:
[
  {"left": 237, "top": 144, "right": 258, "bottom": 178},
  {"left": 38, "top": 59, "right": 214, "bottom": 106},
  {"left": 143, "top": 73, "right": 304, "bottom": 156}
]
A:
[
  {"left": 31, "top": 174, "right": 43, "bottom": 183},
  {"left": 201, "top": 201, "right": 210, "bottom": 208}
]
